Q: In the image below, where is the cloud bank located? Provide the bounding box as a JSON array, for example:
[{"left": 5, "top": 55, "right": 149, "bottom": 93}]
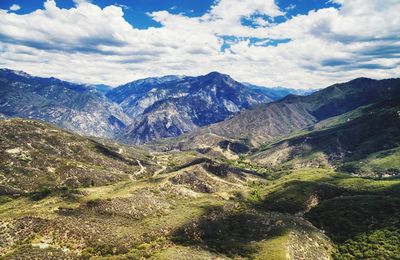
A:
[{"left": 0, "top": 0, "right": 399, "bottom": 88}]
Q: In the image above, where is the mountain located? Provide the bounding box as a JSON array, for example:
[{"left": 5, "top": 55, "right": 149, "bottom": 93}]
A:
[
  {"left": 155, "top": 77, "right": 400, "bottom": 152},
  {"left": 90, "top": 84, "right": 112, "bottom": 94},
  {"left": 111, "top": 72, "right": 275, "bottom": 144},
  {"left": 0, "top": 69, "right": 130, "bottom": 138},
  {"left": 107, "top": 75, "right": 184, "bottom": 116},
  {"left": 107, "top": 74, "right": 311, "bottom": 119}
]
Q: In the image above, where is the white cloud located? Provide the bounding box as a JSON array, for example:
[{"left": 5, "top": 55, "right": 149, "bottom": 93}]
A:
[
  {"left": 285, "top": 4, "right": 296, "bottom": 11},
  {"left": 0, "top": 0, "right": 399, "bottom": 89},
  {"left": 9, "top": 4, "right": 21, "bottom": 11}
]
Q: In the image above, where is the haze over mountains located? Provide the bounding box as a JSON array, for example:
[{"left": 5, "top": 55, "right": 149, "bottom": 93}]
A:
[{"left": 0, "top": 69, "right": 311, "bottom": 144}]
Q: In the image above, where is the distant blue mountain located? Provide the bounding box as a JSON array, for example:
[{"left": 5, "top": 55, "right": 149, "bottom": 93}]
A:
[
  {"left": 243, "top": 83, "right": 317, "bottom": 100},
  {"left": 90, "top": 84, "right": 112, "bottom": 94}
]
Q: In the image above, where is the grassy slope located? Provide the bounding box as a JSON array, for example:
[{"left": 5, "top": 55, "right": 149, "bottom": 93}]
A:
[{"left": 251, "top": 99, "right": 400, "bottom": 177}]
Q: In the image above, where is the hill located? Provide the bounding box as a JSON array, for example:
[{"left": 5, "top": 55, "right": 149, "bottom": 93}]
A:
[
  {"left": 0, "top": 119, "right": 153, "bottom": 194},
  {"left": 250, "top": 98, "right": 400, "bottom": 176},
  {"left": 0, "top": 119, "right": 335, "bottom": 259}
]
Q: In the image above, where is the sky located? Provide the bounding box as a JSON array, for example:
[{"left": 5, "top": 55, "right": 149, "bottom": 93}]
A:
[{"left": 0, "top": 0, "right": 399, "bottom": 89}]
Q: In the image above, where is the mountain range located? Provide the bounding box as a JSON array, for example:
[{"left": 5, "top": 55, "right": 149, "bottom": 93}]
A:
[{"left": 0, "top": 69, "right": 310, "bottom": 143}]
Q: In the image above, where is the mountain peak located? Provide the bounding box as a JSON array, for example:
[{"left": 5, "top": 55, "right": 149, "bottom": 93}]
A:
[
  {"left": 347, "top": 77, "right": 376, "bottom": 84},
  {"left": 203, "top": 71, "right": 231, "bottom": 79},
  {"left": 200, "top": 71, "right": 237, "bottom": 87}
]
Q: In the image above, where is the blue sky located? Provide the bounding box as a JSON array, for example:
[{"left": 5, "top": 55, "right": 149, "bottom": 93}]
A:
[
  {"left": 0, "top": 0, "right": 399, "bottom": 88},
  {"left": 0, "top": 0, "right": 340, "bottom": 29}
]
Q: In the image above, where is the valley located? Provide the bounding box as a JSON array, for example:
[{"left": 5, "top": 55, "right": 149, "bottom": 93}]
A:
[
  {"left": 0, "top": 116, "right": 399, "bottom": 259},
  {"left": 0, "top": 70, "right": 399, "bottom": 259}
]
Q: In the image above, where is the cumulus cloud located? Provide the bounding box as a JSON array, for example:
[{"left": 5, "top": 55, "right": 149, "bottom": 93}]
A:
[
  {"left": 0, "top": 0, "right": 399, "bottom": 88},
  {"left": 9, "top": 4, "right": 20, "bottom": 11}
]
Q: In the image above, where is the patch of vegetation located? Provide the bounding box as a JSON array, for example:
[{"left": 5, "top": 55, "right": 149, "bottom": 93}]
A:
[
  {"left": 248, "top": 181, "right": 263, "bottom": 203},
  {"left": 173, "top": 204, "right": 331, "bottom": 259},
  {"left": 224, "top": 157, "right": 292, "bottom": 180},
  {"left": 333, "top": 228, "right": 400, "bottom": 259},
  {"left": 0, "top": 196, "right": 13, "bottom": 205},
  {"left": 306, "top": 196, "right": 400, "bottom": 259},
  {"left": 339, "top": 148, "right": 400, "bottom": 178},
  {"left": 173, "top": 206, "right": 287, "bottom": 257}
]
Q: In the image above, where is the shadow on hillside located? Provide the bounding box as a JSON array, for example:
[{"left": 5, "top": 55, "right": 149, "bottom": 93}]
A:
[
  {"left": 252, "top": 176, "right": 400, "bottom": 244},
  {"left": 91, "top": 141, "right": 136, "bottom": 165},
  {"left": 171, "top": 205, "right": 288, "bottom": 258},
  {"left": 306, "top": 194, "right": 400, "bottom": 243},
  {"left": 257, "top": 180, "right": 344, "bottom": 214}
]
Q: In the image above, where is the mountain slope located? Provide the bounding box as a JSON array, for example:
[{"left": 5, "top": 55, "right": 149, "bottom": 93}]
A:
[
  {"left": 106, "top": 75, "right": 185, "bottom": 117},
  {"left": 159, "top": 77, "right": 400, "bottom": 151},
  {"left": 114, "top": 72, "right": 275, "bottom": 144},
  {"left": 0, "top": 119, "right": 153, "bottom": 194},
  {"left": 250, "top": 98, "right": 400, "bottom": 175},
  {"left": 0, "top": 69, "right": 130, "bottom": 138}
]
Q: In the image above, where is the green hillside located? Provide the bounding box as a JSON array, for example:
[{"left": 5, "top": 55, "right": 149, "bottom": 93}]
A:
[{"left": 251, "top": 98, "right": 400, "bottom": 177}]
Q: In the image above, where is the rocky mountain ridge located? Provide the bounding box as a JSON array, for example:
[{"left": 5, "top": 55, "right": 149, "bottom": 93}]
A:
[{"left": 1, "top": 69, "right": 307, "bottom": 143}]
